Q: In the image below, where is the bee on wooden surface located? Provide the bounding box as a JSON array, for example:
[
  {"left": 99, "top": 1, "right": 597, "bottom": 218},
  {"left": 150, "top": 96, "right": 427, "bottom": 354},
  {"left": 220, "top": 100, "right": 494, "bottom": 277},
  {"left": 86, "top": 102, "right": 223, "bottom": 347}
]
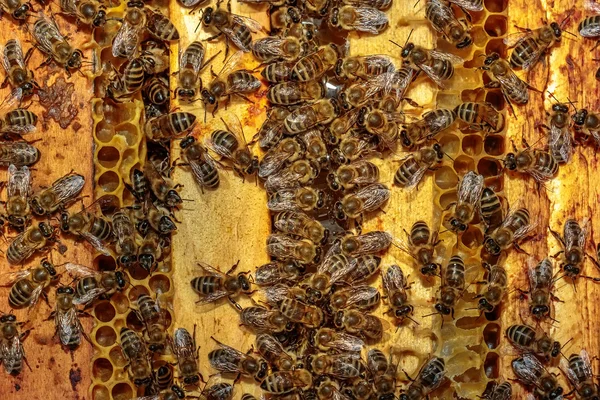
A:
[
  {"left": 262, "top": 61, "right": 293, "bottom": 83},
  {"left": 572, "top": 107, "right": 600, "bottom": 144},
  {"left": 579, "top": 1, "right": 600, "bottom": 47},
  {"left": 443, "top": 171, "right": 484, "bottom": 233},
  {"left": 334, "top": 183, "right": 390, "bottom": 221},
  {"left": 297, "top": 129, "right": 330, "bottom": 167},
  {"left": 120, "top": 327, "right": 153, "bottom": 387},
  {"left": 179, "top": 136, "right": 220, "bottom": 192},
  {"left": 256, "top": 333, "right": 295, "bottom": 371},
  {"left": 60, "top": 197, "right": 113, "bottom": 256},
  {"left": 170, "top": 327, "right": 203, "bottom": 386},
  {"left": 561, "top": 349, "right": 599, "bottom": 400},
  {"left": 526, "top": 258, "right": 555, "bottom": 320},
  {"left": 234, "top": 302, "right": 292, "bottom": 333},
  {"left": 126, "top": 168, "right": 149, "bottom": 202},
  {"left": 258, "top": 137, "right": 304, "bottom": 179},
  {"left": 261, "top": 369, "right": 313, "bottom": 394},
  {"left": 504, "top": 143, "right": 558, "bottom": 182},
  {"left": 265, "top": 159, "right": 320, "bottom": 193},
  {"left": 209, "top": 336, "right": 268, "bottom": 381},
  {"left": 310, "top": 327, "right": 364, "bottom": 353},
  {"left": 255, "top": 261, "right": 304, "bottom": 287},
  {"left": 267, "top": 186, "right": 324, "bottom": 212},
  {"left": 202, "top": 1, "right": 262, "bottom": 55},
  {"left": 454, "top": 102, "right": 505, "bottom": 134},
  {"left": 382, "top": 264, "right": 414, "bottom": 324},
  {"left": 112, "top": 1, "right": 179, "bottom": 59},
  {"left": 32, "top": 12, "right": 83, "bottom": 74},
  {"left": 197, "top": 381, "right": 234, "bottom": 400},
  {"left": 334, "top": 54, "right": 394, "bottom": 80},
  {"left": 394, "top": 144, "right": 444, "bottom": 189},
  {"left": 400, "top": 108, "right": 456, "bottom": 148},
  {"left": 255, "top": 107, "right": 289, "bottom": 149},
  {"left": 59, "top": 0, "right": 107, "bottom": 27},
  {"left": 209, "top": 117, "right": 258, "bottom": 177},
  {"left": 329, "top": 108, "right": 361, "bottom": 140},
  {"left": 144, "top": 161, "right": 182, "bottom": 208},
  {"left": 143, "top": 76, "right": 169, "bottom": 106},
  {"left": 484, "top": 207, "right": 532, "bottom": 255},
  {"left": 399, "top": 356, "right": 445, "bottom": 400},
  {"left": 278, "top": 297, "right": 323, "bottom": 327},
  {"left": 284, "top": 99, "right": 339, "bottom": 134},
  {"left": 506, "top": 324, "right": 561, "bottom": 362},
  {"left": 140, "top": 40, "right": 170, "bottom": 75},
  {"left": 0, "top": 141, "right": 39, "bottom": 167},
  {"left": 176, "top": 41, "right": 209, "bottom": 101},
  {"left": 0, "top": 0, "right": 31, "bottom": 20},
  {"left": 274, "top": 211, "right": 327, "bottom": 244},
  {"left": 550, "top": 219, "right": 599, "bottom": 281},
  {"left": 512, "top": 353, "right": 563, "bottom": 399},
  {"left": 327, "top": 160, "right": 379, "bottom": 192},
  {"left": 145, "top": 112, "right": 197, "bottom": 142},
  {"left": 6, "top": 222, "right": 55, "bottom": 265},
  {"left": 310, "top": 353, "right": 365, "bottom": 379},
  {"left": 5, "top": 164, "right": 31, "bottom": 230},
  {"left": 291, "top": 45, "right": 339, "bottom": 81},
  {"left": 397, "top": 42, "right": 463, "bottom": 88},
  {"left": 51, "top": 286, "right": 87, "bottom": 349},
  {"left": 191, "top": 261, "right": 252, "bottom": 304},
  {"left": 267, "top": 233, "right": 319, "bottom": 264},
  {"left": 202, "top": 51, "right": 261, "bottom": 117},
  {"left": 542, "top": 103, "right": 573, "bottom": 164},
  {"left": 66, "top": 263, "right": 128, "bottom": 305},
  {"left": 252, "top": 36, "right": 302, "bottom": 63},
  {"left": 334, "top": 309, "right": 388, "bottom": 342},
  {"left": 267, "top": 80, "right": 323, "bottom": 106},
  {"left": 481, "top": 381, "right": 512, "bottom": 400},
  {"left": 112, "top": 208, "right": 137, "bottom": 269},
  {"left": 505, "top": 21, "right": 564, "bottom": 71},
  {"left": 270, "top": 6, "right": 301, "bottom": 30},
  {"left": 425, "top": 0, "right": 472, "bottom": 48},
  {"left": 329, "top": 6, "right": 389, "bottom": 34},
  {"left": 2, "top": 258, "right": 58, "bottom": 308},
  {"left": 339, "top": 231, "right": 392, "bottom": 257},
  {"left": 138, "top": 231, "right": 165, "bottom": 274},
  {"left": 332, "top": 135, "right": 379, "bottom": 164},
  {"left": 0, "top": 313, "right": 30, "bottom": 375},
  {"left": 135, "top": 292, "right": 168, "bottom": 352},
  {"left": 474, "top": 263, "right": 508, "bottom": 313},
  {"left": 481, "top": 53, "right": 530, "bottom": 111},
  {"left": 0, "top": 107, "right": 37, "bottom": 136},
  {"left": 329, "top": 284, "right": 381, "bottom": 312},
  {"left": 368, "top": 348, "right": 398, "bottom": 400},
  {"left": 479, "top": 187, "right": 504, "bottom": 232},
  {"left": 434, "top": 255, "right": 465, "bottom": 318},
  {"left": 30, "top": 171, "right": 85, "bottom": 216},
  {"left": 0, "top": 39, "right": 37, "bottom": 104}
]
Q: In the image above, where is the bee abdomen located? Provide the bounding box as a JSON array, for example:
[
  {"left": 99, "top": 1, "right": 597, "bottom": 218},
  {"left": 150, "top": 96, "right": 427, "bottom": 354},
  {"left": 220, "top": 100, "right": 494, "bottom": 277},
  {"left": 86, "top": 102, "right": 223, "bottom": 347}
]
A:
[
  {"left": 394, "top": 157, "right": 419, "bottom": 186},
  {"left": 9, "top": 279, "right": 34, "bottom": 308},
  {"left": 191, "top": 276, "right": 222, "bottom": 294}
]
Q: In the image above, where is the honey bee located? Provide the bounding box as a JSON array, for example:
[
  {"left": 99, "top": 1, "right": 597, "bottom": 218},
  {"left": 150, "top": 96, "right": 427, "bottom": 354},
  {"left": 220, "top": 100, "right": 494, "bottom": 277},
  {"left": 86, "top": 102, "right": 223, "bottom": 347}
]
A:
[
  {"left": 191, "top": 261, "right": 252, "bottom": 304},
  {"left": 579, "top": 1, "right": 600, "bottom": 47},
  {"left": 484, "top": 207, "right": 532, "bottom": 255},
  {"left": 66, "top": 263, "right": 128, "bottom": 305},
  {"left": 126, "top": 168, "right": 149, "bottom": 202},
  {"left": 334, "top": 309, "right": 388, "bottom": 342},
  {"left": 339, "top": 232, "right": 392, "bottom": 257},
  {"left": 59, "top": 0, "right": 106, "bottom": 27},
  {"left": 267, "top": 81, "right": 323, "bottom": 106},
  {"left": 0, "top": 0, "right": 31, "bottom": 20},
  {"left": 6, "top": 222, "right": 55, "bottom": 265},
  {"left": 400, "top": 108, "right": 456, "bottom": 148},
  {"left": 267, "top": 233, "right": 319, "bottom": 264},
  {"left": 234, "top": 302, "right": 292, "bottom": 333},
  {"left": 398, "top": 42, "right": 463, "bottom": 88},
  {"left": 572, "top": 108, "right": 600, "bottom": 144},
  {"left": 310, "top": 327, "right": 364, "bottom": 353},
  {"left": 145, "top": 112, "right": 197, "bottom": 142},
  {"left": 443, "top": 171, "right": 484, "bottom": 233},
  {"left": 256, "top": 333, "right": 295, "bottom": 371},
  {"left": 329, "top": 285, "right": 381, "bottom": 312},
  {"left": 209, "top": 337, "right": 268, "bottom": 381},
  {"left": 30, "top": 171, "right": 85, "bottom": 216},
  {"left": 5, "top": 164, "right": 31, "bottom": 230},
  {"left": 334, "top": 183, "right": 390, "bottom": 221},
  {"left": 505, "top": 21, "right": 563, "bottom": 71},
  {"left": 143, "top": 76, "right": 169, "bottom": 106},
  {"left": 202, "top": 51, "right": 262, "bottom": 117},
  {"left": 140, "top": 41, "right": 170, "bottom": 75},
  {"left": 329, "top": 108, "right": 361, "bottom": 140},
  {"left": 399, "top": 356, "right": 445, "bottom": 400},
  {"left": 0, "top": 141, "right": 39, "bottom": 167},
  {"left": 481, "top": 381, "right": 512, "bottom": 400},
  {"left": 32, "top": 12, "right": 83, "bottom": 74},
  {"left": 258, "top": 138, "right": 304, "bottom": 179},
  {"left": 382, "top": 264, "right": 414, "bottom": 324},
  {"left": 329, "top": 6, "right": 389, "bottom": 34},
  {"left": 0, "top": 39, "right": 37, "bottom": 104},
  {"left": 112, "top": 1, "right": 179, "bottom": 59},
  {"left": 394, "top": 144, "right": 444, "bottom": 189},
  {"left": 506, "top": 324, "right": 561, "bottom": 362},
  {"left": 0, "top": 107, "right": 37, "bottom": 136},
  {"left": 51, "top": 286, "right": 87, "bottom": 349},
  {"left": 209, "top": 117, "right": 258, "bottom": 177},
  {"left": 504, "top": 143, "right": 559, "bottom": 182},
  {"left": 332, "top": 135, "right": 379, "bottom": 164},
  {"left": 138, "top": 231, "right": 165, "bottom": 273},
  {"left": 144, "top": 161, "right": 182, "bottom": 208},
  {"left": 334, "top": 54, "right": 394, "bottom": 80},
  {"left": 255, "top": 261, "right": 304, "bottom": 287},
  {"left": 0, "top": 313, "right": 30, "bottom": 375},
  {"left": 512, "top": 354, "right": 564, "bottom": 399},
  {"left": 202, "top": 1, "right": 263, "bottom": 55},
  {"left": 146, "top": 203, "right": 177, "bottom": 234},
  {"left": 170, "top": 327, "right": 203, "bottom": 385},
  {"left": 278, "top": 297, "right": 323, "bottom": 327},
  {"left": 155, "top": 363, "right": 175, "bottom": 391},
  {"left": 479, "top": 187, "right": 504, "bottom": 232},
  {"left": 327, "top": 160, "right": 379, "bottom": 191},
  {"left": 425, "top": 0, "right": 472, "bottom": 48},
  {"left": 274, "top": 211, "right": 327, "bottom": 244},
  {"left": 112, "top": 209, "right": 137, "bottom": 269},
  {"left": 367, "top": 348, "right": 398, "bottom": 400},
  {"left": 475, "top": 263, "right": 508, "bottom": 313},
  {"left": 300, "top": 245, "right": 351, "bottom": 302},
  {"left": 291, "top": 45, "right": 339, "bottom": 81},
  {"left": 543, "top": 103, "right": 573, "bottom": 164},
  {"left": 261, "top": 369, "right": 313, "bottom": 394},
  {"left": 252, "top": 36, "right": 302, "bottom": 63},
  {"left": 310, "top": 353, "right": 365, "bottom": 379},
  {"left": 454, "top": 102, "right": 505, "bottom": 134},
  {"left": 434, "top": 255, "right": 465, "bottom": 318},
  {"left": 561, "top": 350, "right": 599, "bottom": 400},
  {"left": 264, "top": 160, "right": 320, "bottom": 193},
  {"left": 120, "top": 327, "right": 153, "bottom": 387},
  {"left": 255, "top": 107, "right": 289, "bottom": 149},
  {"left": 262, "top": 61, "right": 293, "bottom": 83},
  {"left": 550, "top": 219, "right": 598, "bottom": 281},
  {"left": 2, "top": 258, "right": 58, "bottom": 308},
  {"left": 60, "top": 197, "right": 113, "bottom": 256},
  {"left": 179, "top": 136, "right": 220, "bottom": 192},
  {"left": 135, "top": 292, "right": 168, "bottom": 352},
  {"left": 284, "top": 99, "right": 339, "bottom": 134},
  {"left": 267, "top": 186, "right": 324, "bottom": 212},
  {"left": 176, "top": 41, "right": 209, "bottom": 101},
  {"left": 481, "top": 53, "right": 530, "bottom": 110},
  {"left": 298, "top": 129, "right": 330, "bottom": 167},
  {"left": 526, "top": 258, "right": 555, "bottom": 320}
]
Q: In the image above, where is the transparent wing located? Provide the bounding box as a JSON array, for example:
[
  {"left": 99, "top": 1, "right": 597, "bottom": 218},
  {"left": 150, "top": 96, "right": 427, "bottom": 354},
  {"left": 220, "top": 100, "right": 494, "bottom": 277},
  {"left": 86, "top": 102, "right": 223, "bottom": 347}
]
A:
[
  {"left": 50, "top": 173, "right": 86, "bottom": 206},
  {"left": 383, "top": 264, "right": 406, "bottom": 294},
  {"left": 196, "top": 261, "right": 227, "bottom": 279},
  {"left": 0, "top": 268, "right": 32, "bottom": 286},
  {"left": 512, "top": 354, "right": 544, "bottom": 385},
  {"left": 584, "top": 0, "right": 600, "bottom": 13},
  {"left": 326, "top": 330, "right": 364, "bottom": 352},
  {"left": 419, "top": 62, "right": 446, "bottom": 88},
  {"left": 503, "top": 30, "right": 531, "bottom": 48},
  {"left": 548, "top": 123, "right": 573, "bottom": 163},
  {"left": 429, "top": 50, "right": 464, "bottom": 64},
  {"left": 1, "top": 336, "right": 23, "bottom": 373},
  {"left": 580, "top": 349, "right": 593, "bottom": 380},
  {"left": 231, "top": 14, "right": 263, "bottom": 32},
  {"left": 495, "top": 70, "right": 528, "bottom": 103},
  {"left": 338, "top": 285, "right": 380, "bottom": 309},
  {"left": 0, "top": 142, "right": 38, "bottom": 166},
  {"left": 458, "top": 171, "right": 484, "bottom": 206},
  {"left": 449, "top": 0, "right": 484, "bottom": 11},
  {"left": 210, "top": 339, "right": 245, "bottom": 373},
  {"left": 65, "top": 262, "right": 96, "bottom": 278},
  {"left": 259, "top": 147, "right": 294, "bottom": 179},
  {"left": 216, "top": 50, "right": 244, "bottom": 79},
  {"left": 32, "top": 13, "right": 66, "bottom": 55},
  {"left": 579, "top": 21, "right": 600, "bottom": 37},
  {"left": 347, "top": 7, "right": 388, "bottom": 34},
  {"left": 56, "top": 307, "right": 80, "bottom": 346},
  {"left": 80, "top": 230, "right": 112, "bottom": 256},
  {"left": 74, "top": 287, "right": 107, "bottom": 305},
  {"left": 189, "top": 156, "right": 218, "bottom": 188},
  {"left": 7, "top": 164, "right": 30, "bottom": 198},
  {"left": 112, "top": 19, "right": 143, "bottom": 58},
  {"left": 0, "top": 39, "right": 25, "bottom": 74},
  {"left": 173, "top": 328, "right": 196, "bottom": 363},
  {"left": 520, "top": 45, "right": 546, "bottom": 72}
]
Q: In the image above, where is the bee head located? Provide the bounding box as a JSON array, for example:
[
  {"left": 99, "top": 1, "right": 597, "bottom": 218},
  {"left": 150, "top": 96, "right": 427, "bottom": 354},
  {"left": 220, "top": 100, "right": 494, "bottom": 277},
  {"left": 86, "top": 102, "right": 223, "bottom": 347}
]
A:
[
  {"left": 503, "top": 153, "right": 517, "bottom": 170},
  {"left": 93, "top": 9, "right": 107, "bottom": 27},
  {"left": 39, "top": 222, "right": 54, "bottom": 238},
  {"left": 177, "top": 88, "right": 196, "bottom": 99},
  {"left": 400, "top": 129, "right": 412, "bottom": 147},
  {"left": 238, "top": 273, "right": 252, "bottom": 293},
  {"left": 202, "top": 7, "right": 214, "bottom": 24},
  {"left": 334, "top": 58, "right": 344, "bottom": 78},
  {"left": 531, "top": 304, "right": 549, "bottom": 318},
  {"left": 449, "top": 218, "right": 467, "bottom": 232},
  {"left": 550, "top": 21, "right": 561, "bottom": 37},
  {"left": 7, "top": 215, "right": 25, "bottom": 228},
  {"left": 29, "top": 198, "right": 44, "bottom": 215},
  {"left": 14, "top": 4, "right": 30, "bottom": 19},
  {"left": 400, "top": 43, "right": 414, "bottom": 58},
  {"left": 0, "top": 314, "right": 16, "bottom": 323},
  {"left": 201, "top": 89, "right": 216, "bottom": 105},
  {"left": 330, "top": 7, "right": 339, "bottom": 26},
  {"left": 67, "top": 50, "right": 84, "bottom": 70},
  {"left": 316, "top": 190, "right": 325, "bottom": 208},
  {"left": 564, "top": 264, "right": 580, "bottom": 276},
  {"left": 326, "top": 173, "right": 340, "bottom": 191},
  {"left": 180, "top": 136, "right": 195, "bottom": 149},
  {"left": 484, "top": 52, "right": 500, "bottom": 66},
  {"left": 171, "top": 385, "right": 186, "bottom": 399},
  {"left": 184, "top": 375, "right": 200, "bottom": 385},
  {"left": 288, "top": 6, "right": 301, "bottom": 23},
  {"left": 148, "top": 343, "right": 165, "bottom": 352},
  {"left": 483, "top": 237, "right": 501, "bottom": 255},
  {"left": 333, "top": 201, "right": 346, "bottom": 220},
  {"left": 119, "top": 254, "right": 138, "bottom": 269},
  {"left": 159, "top": 216, "right": 177, "bottom": 234},
  {"left": 395, "top": 305, "right": 413, "bottom": 318},
  {"left": 166, "top": 190, "right": 182, "bottom": 207},
  {"left": 551, "top": 341, "right": 561, "bottom": 358},
  {"left": 434, "top": 303, "right": 451, "bottom": 315},
  {"left": 553, "top": 103, "right": 569, "bottom": 113},
  {"left": 572, "top": 109, "right": 588, "bottom": 125},
  {"left": 478, "top": 298, "right": 494, "bottom": 313},
  {"left": 57, "top": 286, "right": 75, "bottom": 295},
  {"left": 421, "top": 263, "right": 439, "bottom": 276},
  {"left": 115, "top": 271, "right": 127, "bottom": 289},
  {"left": 133, "top": 377, "right": 152, "bottom": 386},
  {"left": 456, "top": 34, "right": 472, "bottom": 49}
]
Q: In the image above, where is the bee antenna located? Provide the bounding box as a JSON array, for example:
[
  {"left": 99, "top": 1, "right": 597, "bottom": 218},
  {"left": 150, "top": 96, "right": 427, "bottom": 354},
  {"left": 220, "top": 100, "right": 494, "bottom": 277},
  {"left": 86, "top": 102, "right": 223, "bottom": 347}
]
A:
[
  {"left": 406, "top": 315, "right": 420, "bottom": 325},
  {"left": 561, "top": 337, "right": 574, "bottom": 350},
  {"left": 442, "top": 151, "right": 454, "bottom": 161},
  {"left": 562, "top": 30, "right": 578, "bottom": 38},
  {"left": 546, "top": 91, "right": 561, "bottom": 104},
  {"left": 404, "top": 29, "right": 414, "bottom": 48},
  {"left": 566, "top": 97, "right": 577, "bottom": 110},
  {"left": 413, "top": 0, "right": 421, "bottom": 8},
  {"left": 421, "top": 312, "right": 439, "bottom": 318},
  {"left": 389, "top": 40, "right": 403, "bottom": 49}
]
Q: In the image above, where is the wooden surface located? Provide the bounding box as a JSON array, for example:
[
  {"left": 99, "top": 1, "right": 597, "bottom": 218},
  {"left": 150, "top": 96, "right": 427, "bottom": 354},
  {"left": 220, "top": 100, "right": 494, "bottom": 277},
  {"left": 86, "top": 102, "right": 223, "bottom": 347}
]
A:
[{"left": 0, "top": 16, "right": 95, "bottom": 400}]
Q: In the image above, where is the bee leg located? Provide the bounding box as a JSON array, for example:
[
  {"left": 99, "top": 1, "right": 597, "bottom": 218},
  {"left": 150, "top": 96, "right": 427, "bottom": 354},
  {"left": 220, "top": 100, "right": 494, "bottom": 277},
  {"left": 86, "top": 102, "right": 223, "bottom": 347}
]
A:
[
  {"left": 226, "top": 260, "right": 240, "bottom": 274},
  {"left": 45, "top": 311, "right": 56, "bottom": 321},
  {"left": 512, "top": 242, "right": 529, "bottom": 255},
  {"left": 205, "top": 32, "right": 224, "bottom": 43},
  {"left": 549, "top": 228, "right": 565, "bottom": 248}
]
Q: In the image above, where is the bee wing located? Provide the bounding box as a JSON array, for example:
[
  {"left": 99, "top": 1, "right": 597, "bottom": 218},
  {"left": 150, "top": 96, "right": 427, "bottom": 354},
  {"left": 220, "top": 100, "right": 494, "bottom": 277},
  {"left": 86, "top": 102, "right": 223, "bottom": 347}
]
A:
[
  {"left": 548, "top": 124, "right": 573, "bottom": 163},
  {"left": 429, "top": 50, "right": 464, "bottom": 65},
  {"left": 579, "top": 21, "right": 600, "bottom": 37},
  {"left": 74, "top": 287, "right": 107, "bottom": 305},
  {"left": 113, "top": 213, "right": 134, "bottom": 245},
  {"left": 584, "top": 0, "right": 600, "bottom": 13},
  {"left": 210, "top": 341, "right": 246, "bottom": 373},
  {"left": 7, "top": 164, "right": 31, "bottom": 198},
  {"left": 426, "top": 0, "right": 455, "bottom": 34},
  {"left": 32, "top": 13, "right": 66, "bottom": 55},
  {"left": 51, "top": 173, "right": 86, "bottom": 206},
  {"left": 263, "top": 284, "right": 292, "bottom": 305},
  {"left": 256, "top": 333, "right": 288, "bottom": 358},
  {"left": 0, "top": 109, "right": 35, "bottom": 134},
  {"left": 173, "top": 328, "right": 195, "bottom": 361},
  {"left": 231, "top": 14, "right": 263, "bottom": 33},
  {"left": 0, "top": 269, "right": 32, "bottom": 286},
  {"left": 503, "top": 30, "right": 531, "bottom": 48},
  {"left": 329, "top": 331, "right": 364, "bottom": 352},
  {"left": 418, "top": 63, "right": 447, "bottom": 89},
  {"left": 0, "top": 142, "right": 38, "bottom": 166},
  {"left": 343, "top": 285, "right": 381, "bottom": 308},
  {"left": 519, "top": 46, "right": 546, "bottom": 72},
  {"left": 216, "top": 50, "right": 245, "bottom": 80},
  {"left": 401, "top": 156, "right": 430, "bottom": 192},
  {"left": 65, "top": 262, "right": 96, "bottom": 278},
  {"left": 27, "top": 284, "right": 45, "bottom": 308},
  {"left": 363, "top": 55, "right": 394, "bottom": 71},
  {"left": 512, "top": 354, "right": 543, "bottom": 385},
  {"left": 180, "top": 42, "right": 205, "bottom": 75},
  {"left": 112, "top": 20, "right": 143, "bottom": 58},
  {"left": 259, "top": 147, "right": 294, "bottom": 179},
  {"left": 383, "top": 265, "right": 406, "bottom": 293},
  {"left": 448, "top": 0, "right": 484, "bottom": 11},
  {"left": 1, "top": 336, "right": 23, "bottom": 372},
  {"left": 56, "top": 307, "right": 80, "bottom": 346},
  {"left": 0, "top": 39, "right": 25, "bottom": 73},
  {"left": 196, "top": 261, "right": 227, "bottom": 279},
  {"left": 560, "top": 355, "right": 579, "bottom": 386},
  {"left": 80, "top": 230, "right": 112, "bottom": 256},
  {"left": 189, "top": 154, "right": 218, "bottom": 188},
  {"left": 345, "top": 7, "right": 388, "bottom": 35},
  {"left": 458, "top": 171, "right": 484, "bottom": 207},
  {"left": 225, "top": 71, "right": 261, "bottom": 95}
]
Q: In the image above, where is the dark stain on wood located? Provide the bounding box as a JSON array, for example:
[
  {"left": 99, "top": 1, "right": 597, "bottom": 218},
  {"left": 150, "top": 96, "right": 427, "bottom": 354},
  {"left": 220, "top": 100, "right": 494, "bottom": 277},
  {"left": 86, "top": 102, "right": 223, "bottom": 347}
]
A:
[{"left": 69, "top": 368, "right": 82, "bottom": 392}]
